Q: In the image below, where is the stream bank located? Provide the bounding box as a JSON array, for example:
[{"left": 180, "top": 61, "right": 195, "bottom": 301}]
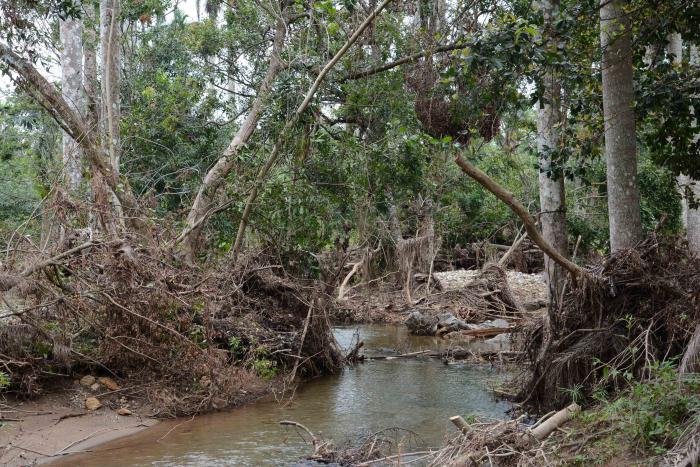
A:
[{"left": 47, "top": 324, "right": 512, "bottom": 466}]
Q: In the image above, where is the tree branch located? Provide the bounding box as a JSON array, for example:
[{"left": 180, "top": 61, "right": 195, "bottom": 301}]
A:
[
  {"left": 454, "top": 152, "right": 584, "bottom": 279},
  {"left": 341, "top": 43, "right": 466, "bottom": 82},
  {"left": 230, "top": 0, "right": 397, "bottom": 258}
]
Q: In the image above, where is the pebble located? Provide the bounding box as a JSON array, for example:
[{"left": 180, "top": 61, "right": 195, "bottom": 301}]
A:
[
  {"left": 98, "top": 377, "right": 119, "bottom": 391},
  {"left": 90, "top": 382, "right": 100, "bottom": 391},
  {"left": 116, "top": 407, "right": 132, "bottom": 416},
  {"left": 85, "top": 397, "right": 102, "bottom": 411},
  {"left": 80, "top": 375, "right": 96, "bottom": 387}
]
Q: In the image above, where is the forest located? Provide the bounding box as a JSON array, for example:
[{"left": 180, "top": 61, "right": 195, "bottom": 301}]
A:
[{"left": 1, "top": 0, "right": 700, "bottom": 465}]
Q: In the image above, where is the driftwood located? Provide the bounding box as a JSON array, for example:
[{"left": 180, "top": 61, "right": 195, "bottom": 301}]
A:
[
  {"left": 528, "top": 403, "right": 580, "bottom": 441},
  {"left": 450, "top": 416, "right": 471, "bottom": 434}
]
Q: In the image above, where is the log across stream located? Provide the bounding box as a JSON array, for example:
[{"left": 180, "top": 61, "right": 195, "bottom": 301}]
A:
[{"left": 56, "top": 325, "right": 513, "bottom": 466}]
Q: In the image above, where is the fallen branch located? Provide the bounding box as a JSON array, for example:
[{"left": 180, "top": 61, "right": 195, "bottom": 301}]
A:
[
  {"left": 498, "top": 227, "right": 527, "bottom": 267},
  {"left": 457, "top": 326, "right": 514, "bottom": 338},
  {"left": 454, "top": 152, "right": 584, "bottom": 279},
  {"left": 528, "top": 403, "right": 580, "bottom": 441},
  {"left": 280, "top": 420, "right": 320, "bottom": 447},
  {"left": 365, "top": 350, "right": 431, "bottom": 360}
]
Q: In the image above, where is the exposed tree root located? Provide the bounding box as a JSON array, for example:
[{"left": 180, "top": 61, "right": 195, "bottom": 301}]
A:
[{"left": 521, "top": 233, "right": 700, "bottom": 411}]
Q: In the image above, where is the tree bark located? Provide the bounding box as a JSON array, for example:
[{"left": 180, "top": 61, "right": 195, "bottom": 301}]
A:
[
  {"left": 100, "top": 0, "right": 121, "bottom": 173},
  {"left": 83, "top": 3, "right": 99, "bottom": 131},
  {"left": 537, "top": 0, "right": 568, "bottom": 305},
  {"left": 229, "top": 0, "right": 396, "bottom": 258},
  {"left": 60, "top": 16, "right": 84, "bottom": 192},
  {"left": 177, "top": 16, "right": 288, "bottom": 261},
  {"left": 600, "top": 0, "right": 642, "bottom": 252},
  {"left": 687, "top": 45, "right": 700, "bottom": 254}
]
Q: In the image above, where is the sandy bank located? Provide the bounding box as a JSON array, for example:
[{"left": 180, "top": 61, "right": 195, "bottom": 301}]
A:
[{"left": 0, "top": 383, "right": 158, "bottom": 466}]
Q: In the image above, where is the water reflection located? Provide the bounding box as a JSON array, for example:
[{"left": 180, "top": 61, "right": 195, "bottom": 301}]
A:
[{"left": 56, "top": 325, "right": 511, "bottom": 466}]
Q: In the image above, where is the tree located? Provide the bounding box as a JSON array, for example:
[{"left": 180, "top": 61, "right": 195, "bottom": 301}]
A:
[
  {"left": 59, "top": 15, "right": 83, "bottom": 192},
  {"left": 177, "top": 13, "right": 288, "bottom": 261},
  {"left": 687, "top": 45, "right": 700, "bottom": 254},
  {"left": 536, "top": 0, "right": 568, "bottom": 304},
  {"left": 599, "top": 0, "right": 642, "bottom": 252},
  {"left": 101, "top": 0, "right": 121, "bottom": 172}
]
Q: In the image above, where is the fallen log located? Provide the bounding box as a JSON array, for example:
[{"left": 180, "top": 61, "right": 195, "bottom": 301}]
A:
[
  {"left": 528, "top": 403, "right": 580, "bottom": 441},
  {"left": 365, "top": 350, "right": 432, "bottom": 360}
]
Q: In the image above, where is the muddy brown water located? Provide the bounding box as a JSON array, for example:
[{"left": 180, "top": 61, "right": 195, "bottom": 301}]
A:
[{"left": 57, "top": 325, "right": 513, "bottom": 466}]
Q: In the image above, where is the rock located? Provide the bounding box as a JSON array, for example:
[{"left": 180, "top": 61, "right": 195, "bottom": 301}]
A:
[
  {"left": 90, "top": 382, "right": 100, "bottom": 391},
  {"left": 436, "top": 313, "right": 471, "bottom": 332},
  {"left": 116, "top": 407, "right": 132, "bottom": 416},
  {"left": 484, "top": 318, "right": 510, "bottom": 328},
  {"left": 80, "top": 375, "right": 96, "bottom": 387},
  {"left": 85, "top": 397, "right": 102, "bottom": 411},
  {"left": 406, "top": 311, "right": 471, "bottom": 335},
  {"left": 405, "top": 311, "right": 438, "bottom": 335},
  {"left": 98, "top": 377, "right": 119, "bottom": 391}
]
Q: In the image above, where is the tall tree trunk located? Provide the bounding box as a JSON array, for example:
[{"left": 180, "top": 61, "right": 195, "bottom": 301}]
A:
[
  {"left": 599, "top": 0, "right": 642, "bottom": 252},
  {"left": 537, "top": 0, "right": 568, "bottom": 306},
  {"left": 83, "top": 1, "right": 112, "bottom": 232},
  {"left": 667, "top": 34, "right": 689, "bottom": 231},
  {"left": 687, "top": 45, "right": 700, "bottom": 254},
  {"left": 177, "top": 16, "right": 288, "bottom": 261},
  {"left": 100, "top": 0, "right": 121, "bottom": 172},
  {"left": 100, "top": 0, "right": 126, "bottom": 230},
  {"left": 60, "top": 17, "right": 84, "bottom": 192},
  {"left": 83, "top": 3, "right": 99, "bottom": 130}
]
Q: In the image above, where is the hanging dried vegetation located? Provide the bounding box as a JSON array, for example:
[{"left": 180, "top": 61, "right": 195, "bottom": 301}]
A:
[{"left": 405, "top": 55, "right": 501, "bottom": 143}]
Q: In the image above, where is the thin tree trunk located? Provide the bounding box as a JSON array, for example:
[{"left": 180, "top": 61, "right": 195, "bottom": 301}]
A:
[
  {"left": 536, "top": 0, "right": 568, "bottom": 306},
  {"left": 230, "top": 0, "right": 396, "bottom": 258},
  {"left": 176, "top": 16, "right": 288, "bottom": 261},
  {"left": 60, "top": 17, "right": 84, "bottom": 192},
  {"left": 100, "top": 0, "right": 121, "bottom": 172},
  {"left": 100, "top": 0, "right": 127, "bottom": 231},
  {"left": 83, "top": 3, "right": 99, "bottom": 131},
  {"left": 666, "top": 34, "right": 689, "bottom": 231},
  {"left": 600, "top": 0, "right": 642, "bottom": 252},
  {"left": 83, "top": 1, "right": 113, "bottom": 232},
  {"left": 687, "top": 45, "right": 700, "bottom": 254}
]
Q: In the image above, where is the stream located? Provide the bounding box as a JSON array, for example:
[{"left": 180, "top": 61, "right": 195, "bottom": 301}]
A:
[{"left": 58, "top": 325, "right": 513, "bottom": 466}]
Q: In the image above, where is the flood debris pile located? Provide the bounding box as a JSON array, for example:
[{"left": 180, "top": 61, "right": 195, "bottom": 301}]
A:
[
  {"left": 522, "top": 234, "right": 700, "bottom": 411},
  {"left": 405, "top": 264, "right": 527, "bottom": 337},
  {"left": 0, "top": 238, "right": 342, "bottom": 416}
]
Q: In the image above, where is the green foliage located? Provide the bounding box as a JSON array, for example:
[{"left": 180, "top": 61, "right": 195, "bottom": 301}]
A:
[
  {"left": 228, "top": 336, "right": 242, "bottom": 354},
  {"left": 0, "top": 371, "right": 9, "bottom": 389},
  {"left": 252, "top": 358, "right": 278, "bottom": 380},
  {"left": 579, "top": 361, "right": 700, "bottom": 457}
]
